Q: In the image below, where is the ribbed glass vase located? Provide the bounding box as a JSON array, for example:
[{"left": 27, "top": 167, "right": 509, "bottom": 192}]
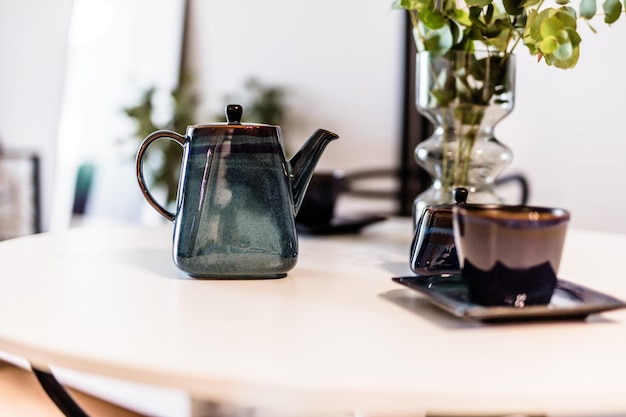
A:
[{"left": 413, "top": 50, "right": 515, "bottom": 224}]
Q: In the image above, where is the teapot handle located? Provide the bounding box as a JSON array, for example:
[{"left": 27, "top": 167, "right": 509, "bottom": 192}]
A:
[{"left": 135, "top": 130, "right": 185, "bottom": 222}]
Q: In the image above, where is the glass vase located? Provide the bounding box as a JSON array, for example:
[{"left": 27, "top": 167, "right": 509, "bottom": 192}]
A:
[{"left": 413, "top": 50, "right": 515, "bottom": 224}]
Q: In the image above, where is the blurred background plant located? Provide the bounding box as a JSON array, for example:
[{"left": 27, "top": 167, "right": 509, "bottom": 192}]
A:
[
  {"left": 124, "top": 75, "right": 198, "bottom": 206},
  {"left": 125, "top": 75, "right": 289, "bottom": 206},
  {"left": 217, "top": 77, "right": 287, "bottom": 124}
]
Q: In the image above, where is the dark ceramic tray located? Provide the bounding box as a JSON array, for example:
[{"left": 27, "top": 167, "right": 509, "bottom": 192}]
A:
[
  {"left": 392, "top": 275, "right": 626, "bottom": 322},
  {"left": 296, "top": 215, "right": 386, "bottom": 235}
]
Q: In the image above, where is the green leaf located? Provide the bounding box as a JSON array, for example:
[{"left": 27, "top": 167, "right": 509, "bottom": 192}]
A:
[
  {"left": 442, "top": 0, "right": 458, "bottom": 12},
  {"left": 539, "top": 13, "right": 565, "bottom": 38},
  {"left": 522, "top": 0, "right": 543, "bottom": 7},
  {"left": 579, "top": 0, "right": 597, "bottom": 18},
  {"left": 449, "top": 20, "right": 465, "bottom": 44},
  {"left": 469, "top": 6, "right": 482, "bottom": 20},
  {"left": 485, "top": 36, "right": 509, "bottom": 51},
  {"left": 558, "top": 7, "right": 578, "bottom": 27},
  {"left": 420, "top": 7, "right": 448, "bottom": 29},
  {"left": 540, "top": 36, "right": 559, "bottom": 53},
  {"left": 453, "top": 9, "right": 473, "bottom": 26},
  {"left": 467, "top": 25, "right": 484, "bottom": 41},
  {"left": 521, "top": 7, "right": 582, "bottom": 68},
  {"left": 431, "top": 87, "right": 456, "bottom": 106},
  {"left": 484, "top": 19, "right": 503, "bottom": 37},
  {"left": 546, "top": 44, "right": 580, "bottom": 68},
  {"left": 553, "top": 39, "right": 573, "bottom": 59},
  {"left": 467, "top": 0, "right": 492, "bottom": 7},
  {"left": 485, "top": 3, "right": 494, "bottom": 23},
  {"left": 468, "top": 7, "right": 489, "bottom": 32},
  {"left": 398, "top": 0, "right": 422, "bottom": 9},
  {"left": 567, "top": 26, "right": 582, "bottom": 45},
  {"left": 524, "top": 8, "right": 541, "bottom": 41},
  {"left": 603, "top": 0, "right": 622, "bottom": 23},
  {"left": 415, "top": 22, "right": 454, "bottom": 55},
  {"left": 555, "top": 29, "right": 569, "bottom": 42},
  {"left": 503, "top": 0, "right": 525, "bottom": 15}
]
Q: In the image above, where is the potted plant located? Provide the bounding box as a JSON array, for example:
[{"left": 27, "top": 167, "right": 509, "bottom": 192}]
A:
[{"left": 393, "top": 0, "right": 624, "bottom": 220}]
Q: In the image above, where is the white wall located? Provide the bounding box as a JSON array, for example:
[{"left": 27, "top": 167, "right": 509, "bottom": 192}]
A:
[
  {"left": 3, "top": 0, "right": 626, "bottom": 233},
  {"left": 185, "top": 0, "right": 405, "bottom": 173},
  {"left": 498, "top": 19, "right": 626, "bottom": 232},
  {"left": 0, "top": 0, "right": 73, "bottom": 231},
  {"left": 52, "top": 0, "right": 186, "bottom": 229}
]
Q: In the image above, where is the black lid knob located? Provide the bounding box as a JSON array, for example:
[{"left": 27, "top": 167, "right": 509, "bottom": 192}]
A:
[
  {"left": 453, "top": 187, "right": 469, "bottom": 204},
  {"left": 226, "top": 104, "right": 243, "bottom": 125}
]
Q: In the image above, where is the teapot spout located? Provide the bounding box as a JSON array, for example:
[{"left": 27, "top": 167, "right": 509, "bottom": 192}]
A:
[{"left": 290, "top": 129, "right": 339, "bottom": 215}]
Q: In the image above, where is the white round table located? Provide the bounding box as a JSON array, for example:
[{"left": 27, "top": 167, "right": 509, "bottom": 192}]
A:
[{"left": 0, "top": 218, "right": 625, "bottom": 416}]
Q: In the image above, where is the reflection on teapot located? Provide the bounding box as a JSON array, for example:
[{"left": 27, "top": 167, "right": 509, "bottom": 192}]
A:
[{"left": 136, "top": 104, "right": 339, "bottom": 278}]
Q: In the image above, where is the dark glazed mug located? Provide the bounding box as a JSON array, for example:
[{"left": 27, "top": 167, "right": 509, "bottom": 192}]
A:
[
  {"left": 296, "top": 171, "right": 345, "bottom": 226},
  {"left": 452, "top": 204, "right": 570, "bottom": 307}
]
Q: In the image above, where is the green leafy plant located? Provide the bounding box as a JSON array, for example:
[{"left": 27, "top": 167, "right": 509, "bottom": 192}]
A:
[
  {"left": 393, "top": 0, "right": 624, "bottom": 69},
  {"left": 395, "top": 0, "right": 623, "bottom": 207}
]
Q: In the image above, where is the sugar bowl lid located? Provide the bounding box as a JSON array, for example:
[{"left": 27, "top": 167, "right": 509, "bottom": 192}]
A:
[{"left": 409, "top": 187, "right": 468, "bottom": 276}]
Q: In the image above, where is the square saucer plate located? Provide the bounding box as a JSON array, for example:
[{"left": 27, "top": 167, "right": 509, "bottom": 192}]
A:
[{"left": 392, "top": 275, "right": 626, "bottom": 322}]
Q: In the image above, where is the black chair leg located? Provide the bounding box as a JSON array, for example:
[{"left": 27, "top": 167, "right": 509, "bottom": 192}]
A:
[{"left": 32, "top": 366, "right": 90, "bottom": 417}]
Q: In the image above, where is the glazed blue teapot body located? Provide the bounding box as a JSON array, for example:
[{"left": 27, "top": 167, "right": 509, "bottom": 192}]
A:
[{"left": 136, "top": 105, "right": 339, "bottom": 278}]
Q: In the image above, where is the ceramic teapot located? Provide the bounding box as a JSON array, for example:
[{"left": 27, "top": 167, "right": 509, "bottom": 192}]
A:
[{"left": 136, "top": 104, "right": 339, "bottom": 278}]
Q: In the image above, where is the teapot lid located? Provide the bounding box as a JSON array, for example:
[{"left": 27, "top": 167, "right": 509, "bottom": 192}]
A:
[
  {"left": 225, "top": 104, "right": 244, "bottom": 125},
  {"left": 224, "top": 103, "right": 276, "bottom": 128},
  {"left": 187, "top": 104, "right": 280, "bottom": 138}
]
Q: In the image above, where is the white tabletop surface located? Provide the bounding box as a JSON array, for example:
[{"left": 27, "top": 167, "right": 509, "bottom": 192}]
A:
[{"left": 1, "top": 218, "right": 626, "bottom": 416}]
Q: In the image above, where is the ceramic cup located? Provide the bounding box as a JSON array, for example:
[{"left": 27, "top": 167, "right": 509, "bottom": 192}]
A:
[
  {"left": 296, "top": 171, "right": 345, "bottom": 226},
  {"left": 452, "top": 204, "right": 570, "bottom": 307}
]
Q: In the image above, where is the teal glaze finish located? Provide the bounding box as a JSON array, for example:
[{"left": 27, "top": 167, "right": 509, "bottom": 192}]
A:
[
  {"left": 173, "top": 127, "right": 297, "bottom": 278},
  {"left": 136, "top": 105, "right": 339, "bottom": 279}
]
